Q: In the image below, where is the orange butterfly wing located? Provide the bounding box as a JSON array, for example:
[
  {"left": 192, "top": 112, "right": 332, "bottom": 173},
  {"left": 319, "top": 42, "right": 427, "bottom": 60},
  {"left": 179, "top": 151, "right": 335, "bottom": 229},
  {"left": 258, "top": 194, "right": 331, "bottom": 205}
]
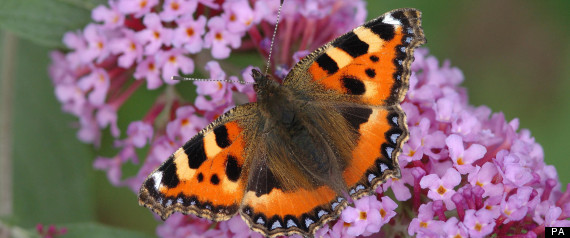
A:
[{"left": 139, "top": 104, "right": 258, "bottom": 221}]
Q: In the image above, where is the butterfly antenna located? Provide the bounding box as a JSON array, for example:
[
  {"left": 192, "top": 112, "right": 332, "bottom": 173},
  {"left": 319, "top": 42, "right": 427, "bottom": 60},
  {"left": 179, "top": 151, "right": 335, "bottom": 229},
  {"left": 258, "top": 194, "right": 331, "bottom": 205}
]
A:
[
  {"left": 263, "top": 0, "right": 284, "bottom": 76},
  {"left": 172, "top": 76, "right": 255, "bottom": 84}
]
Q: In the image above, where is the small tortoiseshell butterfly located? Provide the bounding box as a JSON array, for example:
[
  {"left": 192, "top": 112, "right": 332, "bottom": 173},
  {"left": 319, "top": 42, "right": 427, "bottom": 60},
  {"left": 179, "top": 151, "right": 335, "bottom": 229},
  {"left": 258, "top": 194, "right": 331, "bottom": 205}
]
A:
[{"left": 139, "top": 8, "right": 425, "bottom": 237}]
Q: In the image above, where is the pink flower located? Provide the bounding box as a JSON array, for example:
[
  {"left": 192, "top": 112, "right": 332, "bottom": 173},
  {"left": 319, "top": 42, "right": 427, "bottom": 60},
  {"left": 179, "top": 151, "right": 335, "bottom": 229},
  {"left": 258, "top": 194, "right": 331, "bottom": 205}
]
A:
[
  {"left": 204, "top": 16, "right": 242, "bottom": 59},
  {"left": 159, "top": 0, "right": 198, "bottom": 22},
  {"left": 92, "top": 1, "right": 124, "bottom": 29},
  {"left": 156, "top": 49, "right": 194, "bottom": 85},
  {"left": 110, "top": 29, "right": 143, "bottom": 68},
  {"left": 408, "top": 203, "right": 445, "bottom": 237},
  {"left": 222, "top": 0, "right": 257, "bottom": 33},
  {"left": 193, "top": 61, "right": 235, "bottom": 117},
  {"left": 220, "top": 216, "right": 264, "bottom": 238},
  {"left": 463, "top": 209, "right": 495, "bottom": 237},
  {"left": 125, "top": 121, "right": 154, "bottom": 148},
  {"left": 94, "top": 146, "right": 136, "bottom": 186},
  {"left": 329, "top": 220, "right": 355, "bottom": 238},
  {"left": 117, "top": 0, "right": 159, "bottom": 18},
  {"left": 340, "top": 195, "right": 395, "bottom": 236},
  {"left": 96, "top": 105, "right": 120, "bottom": 137},
  {"left": 420, "top": 168, "right": 462, "bottom": 209},
  {"left": 446, "top": 134, "right": 487, "bottom": 174},
  {"left": 82, "top": 24, "right": 111, "bottom": 63},
  {"left": 173, "top": 15, "right": 207, "bottom": 54},
  {"left": 468, "top": 162, "right": 504, "bottom": 197},
  {"left": 495, "top": 150, "right": 534, "bottom": 187},
  {"left": 443, "top": 217, "right": 469, "bottom": 238},
  {"left": 134, "top": 56, "right": 162, "bottom": 89},
  {"left": 380, "top": 168, "right": 413, "bottom": 201},
  {"left": 77, "top": 67, "right": 110, "bottom": 106},
  {"left": 166, "top": 106, "right": 208, "bottom": 143},
  {"left": 137, "top": 13, "right": 173, "bottom": 55},
  {"left": 500, "top": 186, "right": 539, "bottom": 222}
]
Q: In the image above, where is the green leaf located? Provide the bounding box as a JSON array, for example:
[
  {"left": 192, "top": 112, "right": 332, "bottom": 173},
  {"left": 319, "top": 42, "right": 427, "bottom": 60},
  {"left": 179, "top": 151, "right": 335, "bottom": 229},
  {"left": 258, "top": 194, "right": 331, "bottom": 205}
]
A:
[
  {"left": 62, "top": 222, "right": 155, "bottom": 238},
  {"left": 6, "top": 33, "right": 95, "bottom": 226},
  {"left": 0, "top": 0, "right": 105, "bottom": 48}
]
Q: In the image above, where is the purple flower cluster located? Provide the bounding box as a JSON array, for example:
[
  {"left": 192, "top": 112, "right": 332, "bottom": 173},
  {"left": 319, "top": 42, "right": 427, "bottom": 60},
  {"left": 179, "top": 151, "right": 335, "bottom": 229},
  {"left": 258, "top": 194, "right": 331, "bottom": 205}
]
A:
[
  {"left": 399, "top": 49, "right": 570, "bottom": 237},
  {"left": 48, "top": 0, "right": 570, "bottom": 237}
]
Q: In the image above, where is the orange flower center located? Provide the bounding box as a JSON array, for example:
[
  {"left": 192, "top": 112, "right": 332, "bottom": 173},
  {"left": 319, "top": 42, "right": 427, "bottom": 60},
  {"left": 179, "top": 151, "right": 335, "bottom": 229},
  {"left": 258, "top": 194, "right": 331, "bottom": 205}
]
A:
[
  {"left": 140, "top": 0, "right": 147, "bottom": 8},
  {"left": 168, "top": 55, "right": 176, "bottom": 63},
  {"left": 171, "top": 2, "right": 180, "bottom": 10},
  {"left": 181, "top": 118, "right": 189, "bottom": 126},
  {"left": 186, "top": 27, "right": 195, "bottom": 37},
  {"left": 215, "top": 32, "right": 223, "bottom": 40},
  {"left": 420, "top": 221, "right": 428, "bottom": 228},
  {"left": 380, "top": 209, "right": 386, "bottom": 218},
  {"left": 437, "top": 185, "right": 447, "bottom": 195},
  {"left": 474, "top": 223, "right": 482, "bottom": 232},
  {"left": 457, "top": 157, "right": 464, "bottom": 165}
]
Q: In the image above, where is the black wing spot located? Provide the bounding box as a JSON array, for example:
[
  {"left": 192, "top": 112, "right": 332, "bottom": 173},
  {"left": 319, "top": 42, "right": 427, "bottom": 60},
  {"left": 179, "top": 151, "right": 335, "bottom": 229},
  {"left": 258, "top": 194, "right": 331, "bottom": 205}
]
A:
[
  {"left": 370, "top": 55, "right": 379, "bottom": 62},
  {"left": 248, "top": 166, "right": 281, "bottom": 197},
  {"left": 184, "top": 135, "right": 207, "bottom": 169},
  {"left": 315, "top": 53, "right": 339, "bottom": 74},
  {"left": 365, "top": 68, "right": 376, "bottom": 78},
  {"left": 213, "top": 125, "right": 231, "bottom": 148},
  {"left": 341, "top": 76, "right": 366, "bottom": 95},
  {"left": 210, "top": 174, "right": 220, "bottom": 185},
  {"left": 225, "top": 155, "right": 242, "bottom": 182},
  {"left": 197, "top": 172, "right": 204, "bottom": 182},
  {"left": 333, "top": 31, "right": 369, "bottom": 58},
  {"left": 365, "top": 18, "right": 395, "bottom": 41},
  {"left": 339, "top": 106, "right": 373, "bottom": 131},
  {"left": 159, "top": 161, "right": 180, "bottom": 188}
]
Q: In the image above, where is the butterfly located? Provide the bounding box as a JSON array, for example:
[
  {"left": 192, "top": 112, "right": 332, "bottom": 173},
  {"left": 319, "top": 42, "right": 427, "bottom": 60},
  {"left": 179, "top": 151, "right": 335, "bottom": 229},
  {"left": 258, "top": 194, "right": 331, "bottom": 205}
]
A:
[{"left": 139, "top": 8, "right": 425, "bottom": 237}]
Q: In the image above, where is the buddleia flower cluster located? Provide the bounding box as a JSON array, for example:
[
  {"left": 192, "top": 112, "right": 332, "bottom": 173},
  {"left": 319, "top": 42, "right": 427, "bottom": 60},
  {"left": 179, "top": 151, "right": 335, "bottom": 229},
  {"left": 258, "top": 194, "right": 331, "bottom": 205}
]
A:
[{"left": 48, "top": 0, "right": 569, "bottom": 237}]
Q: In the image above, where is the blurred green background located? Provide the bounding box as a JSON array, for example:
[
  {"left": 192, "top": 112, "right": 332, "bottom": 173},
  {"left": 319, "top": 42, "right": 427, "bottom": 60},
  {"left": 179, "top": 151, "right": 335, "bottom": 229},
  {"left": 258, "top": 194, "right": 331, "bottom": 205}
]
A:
[{"left": 0, "top": 0, "right": 569, "bottom": 237}]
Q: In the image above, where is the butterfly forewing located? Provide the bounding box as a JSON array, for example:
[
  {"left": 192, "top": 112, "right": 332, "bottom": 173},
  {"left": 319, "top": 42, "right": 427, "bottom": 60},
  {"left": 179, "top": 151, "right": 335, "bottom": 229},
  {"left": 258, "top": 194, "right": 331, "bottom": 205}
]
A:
[{"left": 139, "top": 104, "right": 259, "bottom": 221}]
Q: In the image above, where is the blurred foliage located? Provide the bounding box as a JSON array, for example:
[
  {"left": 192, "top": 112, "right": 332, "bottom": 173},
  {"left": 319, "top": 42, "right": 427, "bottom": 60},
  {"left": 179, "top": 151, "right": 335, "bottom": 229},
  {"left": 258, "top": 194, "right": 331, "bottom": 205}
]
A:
[
  {"left": 0, "top": 0, "right": 569, "bottom": 236},
  {"left": 0, "top": 0, "right": 106, "bottom": 48}
]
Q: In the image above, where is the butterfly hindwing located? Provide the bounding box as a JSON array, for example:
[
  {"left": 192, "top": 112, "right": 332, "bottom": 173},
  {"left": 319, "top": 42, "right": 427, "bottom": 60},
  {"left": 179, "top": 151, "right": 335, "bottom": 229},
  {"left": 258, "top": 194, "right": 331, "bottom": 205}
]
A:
[
  {"left": 337, "top": 104, "right": 408, "bottom": 199},
  {"left": 240, "top": 161, "right": 348, "bottom": 237},
  {"left": 139, "top": 104, "right": 258, "bottom": 221}
]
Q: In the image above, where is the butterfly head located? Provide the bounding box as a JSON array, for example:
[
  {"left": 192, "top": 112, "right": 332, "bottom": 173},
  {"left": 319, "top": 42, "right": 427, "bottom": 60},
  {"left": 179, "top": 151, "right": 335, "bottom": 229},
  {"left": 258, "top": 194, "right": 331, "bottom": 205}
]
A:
[{"left": 251, "top": 69, "right": 283, "bottom": 100}]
